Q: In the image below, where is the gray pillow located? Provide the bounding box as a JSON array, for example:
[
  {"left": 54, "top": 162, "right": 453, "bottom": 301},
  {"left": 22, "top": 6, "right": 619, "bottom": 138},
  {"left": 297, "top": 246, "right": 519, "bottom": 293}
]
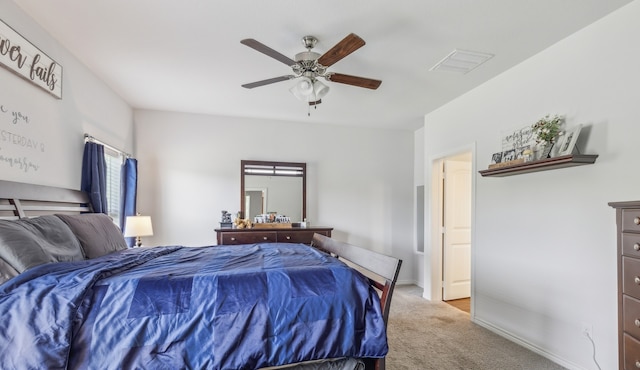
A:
[
  {"left": 55, "top": 213, "right": 128, "bottom": 258},
  {"left": 0, "top": 215, "right": 85, "bottom": 274},
  {"left": 0, "top": 257, "right": 19, "bottom": 285}
]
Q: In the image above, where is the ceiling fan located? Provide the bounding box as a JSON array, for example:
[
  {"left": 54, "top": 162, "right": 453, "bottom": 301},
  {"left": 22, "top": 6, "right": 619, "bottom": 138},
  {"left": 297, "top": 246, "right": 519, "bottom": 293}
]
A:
[{"left": 240, "top": 33, "right": 382, "bottom": 107}]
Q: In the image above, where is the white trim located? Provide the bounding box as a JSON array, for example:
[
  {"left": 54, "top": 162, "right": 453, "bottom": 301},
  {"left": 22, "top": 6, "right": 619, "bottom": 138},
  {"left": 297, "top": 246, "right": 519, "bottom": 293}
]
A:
[
  {"left": 425, "top": 143, "right": 477, "bottom": 317},
  {"left": 473, "top": 317, "right": 583, "bottom": 370},
  {"left": 395, "top": 278, "right": 421, "bottom": 287}
]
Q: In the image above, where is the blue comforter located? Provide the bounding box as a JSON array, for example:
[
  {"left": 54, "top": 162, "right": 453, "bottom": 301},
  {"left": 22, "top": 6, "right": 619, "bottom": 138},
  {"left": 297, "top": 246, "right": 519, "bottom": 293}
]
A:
[{"left": 0, "top": 243, "right": 387, "bottom": 369}]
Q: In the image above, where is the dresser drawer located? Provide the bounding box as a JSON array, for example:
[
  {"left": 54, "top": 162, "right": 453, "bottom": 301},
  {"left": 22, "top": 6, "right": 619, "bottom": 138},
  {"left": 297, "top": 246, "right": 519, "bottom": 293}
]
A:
[
  {"left": 623, "top": 209, "right": 640, "bottom": 233},
  {"left": 624, "top": 234, "right": 640, "bottom": 258},
  {"left": 624, "top": 257, "right": 640, "bottom": 300},
  {"left": 625, "top": 333, "right": 640, "bottom": 369},
  {"left": 220, "top": 231, "right": 277, "bottom": 245},
  {"left": 216, "top": 227, "right": 333, "bottom": 246},
  {"left": 625, "top": 295, "right": 640, "bottom": 339},
  {"left": 277, "top": 230, "right": 329, "bottom": 244}
]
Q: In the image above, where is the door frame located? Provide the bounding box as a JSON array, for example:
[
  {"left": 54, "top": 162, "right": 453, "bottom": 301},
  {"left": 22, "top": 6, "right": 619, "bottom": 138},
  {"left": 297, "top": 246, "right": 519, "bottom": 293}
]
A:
[{"left": 425, "top": 143, "right": 476, "bottom": 315}]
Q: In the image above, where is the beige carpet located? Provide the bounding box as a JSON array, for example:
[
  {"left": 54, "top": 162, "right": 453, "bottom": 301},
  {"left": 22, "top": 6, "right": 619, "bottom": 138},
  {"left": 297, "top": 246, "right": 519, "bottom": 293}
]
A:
[{"left": 385, "top": 286, "right": 567, "bottom": 370}]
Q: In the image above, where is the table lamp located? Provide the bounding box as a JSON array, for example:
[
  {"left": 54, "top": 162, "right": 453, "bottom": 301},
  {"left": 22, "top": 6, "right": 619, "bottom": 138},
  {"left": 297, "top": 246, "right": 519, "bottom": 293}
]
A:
[{"left": 124, "top": 215, "right": 153, "bottom": 247}]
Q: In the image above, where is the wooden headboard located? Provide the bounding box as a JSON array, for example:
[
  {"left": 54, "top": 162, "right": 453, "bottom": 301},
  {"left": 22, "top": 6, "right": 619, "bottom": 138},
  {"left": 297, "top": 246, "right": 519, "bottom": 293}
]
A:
[
  {"left": 0, "top": 180, "right": 91, "bottom": 220},
  {"left": 311, "top": 233, "right": 402, "bottom": 370}
]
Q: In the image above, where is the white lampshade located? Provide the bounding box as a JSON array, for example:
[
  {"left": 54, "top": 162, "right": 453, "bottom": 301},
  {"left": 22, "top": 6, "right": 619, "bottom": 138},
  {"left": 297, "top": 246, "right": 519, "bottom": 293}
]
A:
[
  {"left": 124, "top": 216, "right": 153, "bottom": 237},
  {"left": 289, "top": 77, "right": 314, "bottom": 101},
  {"left": 313, "top": 80, "right": 329, "bottom": 99}
]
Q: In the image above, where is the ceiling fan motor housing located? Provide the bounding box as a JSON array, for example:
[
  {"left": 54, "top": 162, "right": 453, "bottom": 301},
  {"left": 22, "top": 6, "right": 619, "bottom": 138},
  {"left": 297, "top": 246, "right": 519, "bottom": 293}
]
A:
[
  {"left": 295, "top": 51, "right": 321, "bottom": 62},
  {"left": 293, "top": 51, "right": 326, "bottom": 78}
]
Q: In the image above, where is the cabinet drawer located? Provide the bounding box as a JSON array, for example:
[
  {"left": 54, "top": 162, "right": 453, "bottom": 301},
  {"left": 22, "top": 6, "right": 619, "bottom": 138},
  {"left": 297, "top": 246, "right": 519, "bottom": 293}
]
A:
[
  {"left": 624, "top": 257, "right": 640, "bottom": 300},
  {"left": 623, "top": 209, "right": 640, "bottom": 233},
  {"left": 626, "top": 333, "right": 640, "bottom": 369},
  {"left": 278, "top": 230, "right": 323, "bottom": 244},
  {"left": 220, "top": 232, "right": 277, "bottom": 245},
  {"left": 624, "top": 234, "right": 640, "bottom": 258},
  {"left": 625, "top": 295, "right": 640, "bottom": 339}
]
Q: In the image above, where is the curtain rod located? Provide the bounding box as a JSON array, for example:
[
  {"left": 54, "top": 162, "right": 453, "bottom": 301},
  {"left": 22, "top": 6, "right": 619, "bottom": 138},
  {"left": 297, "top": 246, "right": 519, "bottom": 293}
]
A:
[{"left": 84, "top": 134, "right": 132, "bottom": 158}]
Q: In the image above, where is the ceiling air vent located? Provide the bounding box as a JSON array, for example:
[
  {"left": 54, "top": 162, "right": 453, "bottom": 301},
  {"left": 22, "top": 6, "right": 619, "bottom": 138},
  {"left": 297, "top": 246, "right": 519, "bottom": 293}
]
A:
[{"left": 429, "top": 49, "right": 494, "bottom": 74}]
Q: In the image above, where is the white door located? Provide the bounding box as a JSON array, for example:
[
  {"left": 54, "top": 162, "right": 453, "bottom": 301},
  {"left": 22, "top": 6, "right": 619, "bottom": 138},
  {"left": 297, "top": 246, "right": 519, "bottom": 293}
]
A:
[{"left": 442, "top": 159, "right": 471, "bottom": 300}]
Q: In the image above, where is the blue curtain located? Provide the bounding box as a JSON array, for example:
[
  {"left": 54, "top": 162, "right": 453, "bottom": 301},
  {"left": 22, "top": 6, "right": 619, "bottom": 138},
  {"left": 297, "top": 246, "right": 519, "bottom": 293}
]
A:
[
  {"left": 81, "top": 142, "right": 108, "bottom": 214},
  {"left": 120, "top": 158, "right": 138, "bottom": 248}
]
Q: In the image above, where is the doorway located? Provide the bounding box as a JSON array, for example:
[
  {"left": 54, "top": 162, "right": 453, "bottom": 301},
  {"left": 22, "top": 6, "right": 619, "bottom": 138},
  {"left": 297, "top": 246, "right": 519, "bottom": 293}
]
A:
[
  {"left": 429, "top": 150, "right": 473, "bottom": 313},
  {"left": 245, "top": 188, "right": 267, "bottom": 219}
]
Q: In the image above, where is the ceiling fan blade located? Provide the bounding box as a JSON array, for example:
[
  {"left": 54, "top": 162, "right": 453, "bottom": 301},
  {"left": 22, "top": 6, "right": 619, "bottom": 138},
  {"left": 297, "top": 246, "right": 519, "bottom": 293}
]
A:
[
  {"left": 241, "top": 39, "right": 296, "bottom": 66},
  {"left": 317, "top": 33, "right": 366, "bottom": 67},
  {"left": 326, "top": 73, "right": 382, "bottom": 90},
  {"left": 242, "top": 75, "right": 294, "bottom": 89}
]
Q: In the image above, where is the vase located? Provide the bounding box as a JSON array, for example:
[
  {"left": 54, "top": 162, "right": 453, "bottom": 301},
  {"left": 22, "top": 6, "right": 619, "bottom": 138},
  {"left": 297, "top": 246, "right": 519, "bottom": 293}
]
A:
[{"left": 538, "top": 143, "right": 554, "bottom": 159}]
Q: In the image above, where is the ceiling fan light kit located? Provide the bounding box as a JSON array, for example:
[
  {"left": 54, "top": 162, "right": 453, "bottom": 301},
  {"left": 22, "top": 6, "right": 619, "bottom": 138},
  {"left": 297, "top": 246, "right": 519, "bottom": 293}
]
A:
[{"left": 241, "top": 33, "right": 381, "bottom": 114}]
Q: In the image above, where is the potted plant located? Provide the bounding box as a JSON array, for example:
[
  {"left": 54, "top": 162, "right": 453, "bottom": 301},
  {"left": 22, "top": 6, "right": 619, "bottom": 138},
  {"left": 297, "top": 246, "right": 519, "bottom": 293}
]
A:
[{"left": 531, "top": 114, "right": 564, "bottom": 159}]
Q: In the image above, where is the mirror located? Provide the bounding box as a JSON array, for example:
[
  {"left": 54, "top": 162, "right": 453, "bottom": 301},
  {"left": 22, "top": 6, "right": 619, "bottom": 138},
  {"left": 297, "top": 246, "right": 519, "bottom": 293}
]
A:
[{"left": 240, "top": 160, "right": 306, "bottom": 222}]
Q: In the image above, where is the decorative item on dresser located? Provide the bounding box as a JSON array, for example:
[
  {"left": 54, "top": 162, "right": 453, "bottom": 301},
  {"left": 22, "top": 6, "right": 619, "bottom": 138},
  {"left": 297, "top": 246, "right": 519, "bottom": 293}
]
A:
[
  {"left": 609, "top": 200, "right": 640, "bottom": 370},
  {"left": 215, "top": 226, "right": 332, "bottom": 245}
]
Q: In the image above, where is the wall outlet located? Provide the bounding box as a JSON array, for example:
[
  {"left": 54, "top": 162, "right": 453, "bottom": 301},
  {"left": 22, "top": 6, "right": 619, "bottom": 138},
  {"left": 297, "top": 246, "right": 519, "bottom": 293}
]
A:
[{"left": 581, "top": 322, "right": 593, "bottom": 338}]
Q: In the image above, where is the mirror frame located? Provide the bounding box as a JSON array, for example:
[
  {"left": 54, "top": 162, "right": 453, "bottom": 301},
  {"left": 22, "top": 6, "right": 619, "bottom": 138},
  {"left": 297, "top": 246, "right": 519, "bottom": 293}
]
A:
[{"left": 240, "top": 160, "right": 306, "bottom": 221}]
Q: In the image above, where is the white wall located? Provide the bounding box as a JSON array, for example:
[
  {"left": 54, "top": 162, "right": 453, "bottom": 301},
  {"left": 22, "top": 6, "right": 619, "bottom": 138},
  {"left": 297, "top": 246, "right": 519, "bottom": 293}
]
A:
[
  {"left": 134, "top": 109, "right": 416, "bottom": 284},
  {"left": 0, "top": 2, "right": 133, "bottom": 189},
  {"left": 423, "top": 1, "right": 640, "bottom": 368}
]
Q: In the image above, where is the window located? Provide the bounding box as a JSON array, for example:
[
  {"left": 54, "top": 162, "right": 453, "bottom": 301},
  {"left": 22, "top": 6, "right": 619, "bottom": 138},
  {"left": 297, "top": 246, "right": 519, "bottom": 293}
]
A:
[{"left": 104, "top": 147, "right": 124, "bottom": 224}]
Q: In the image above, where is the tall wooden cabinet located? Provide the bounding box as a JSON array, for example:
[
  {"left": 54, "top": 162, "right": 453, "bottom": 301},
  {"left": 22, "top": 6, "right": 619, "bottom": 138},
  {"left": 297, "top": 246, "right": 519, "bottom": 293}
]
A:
[{"left": 610, "top": 201, "right": 640, "bottom": 369}]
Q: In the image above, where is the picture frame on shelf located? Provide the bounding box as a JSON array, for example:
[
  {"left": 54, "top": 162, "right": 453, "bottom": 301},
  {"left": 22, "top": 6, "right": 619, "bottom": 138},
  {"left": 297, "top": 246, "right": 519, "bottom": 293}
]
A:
[
  {"left": 501, "top": 149, "right": 516, "bottom": 162},
  {"left": 556, "top": 124, "right": 583, "bottom": 156},
  {"left": 490, "top": 152, "right": 503, "bottom": 164}
]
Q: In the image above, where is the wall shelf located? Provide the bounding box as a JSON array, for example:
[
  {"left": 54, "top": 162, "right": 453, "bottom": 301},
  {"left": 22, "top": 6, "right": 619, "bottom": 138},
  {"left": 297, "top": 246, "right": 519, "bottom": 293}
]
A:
[{"left": 479, "top": 154, "right": 598, "bottom": 177}]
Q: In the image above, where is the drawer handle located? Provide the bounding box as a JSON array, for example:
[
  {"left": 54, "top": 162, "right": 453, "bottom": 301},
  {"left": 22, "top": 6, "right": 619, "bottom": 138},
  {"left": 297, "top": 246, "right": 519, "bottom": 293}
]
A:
[
  {"left": 635, "top": 276, "right": 640, "bottom": 285},
  {"left": 635, "top": 243, "right": 640, "bottom": 251},
  {"left": 286, "top": 236, "right": 291, "bottom": 240},
  {"left": 263, "top": 236, "right": 268, "bottom": 240},
  {"left": 635, "top": 217, "right": 640, "bottom": 225},
  {"left": 636, "top": 361, "right": 640, "bottom": 369},
  {"left": 230, "top": 237, "right": 236, "bottom": 241}
]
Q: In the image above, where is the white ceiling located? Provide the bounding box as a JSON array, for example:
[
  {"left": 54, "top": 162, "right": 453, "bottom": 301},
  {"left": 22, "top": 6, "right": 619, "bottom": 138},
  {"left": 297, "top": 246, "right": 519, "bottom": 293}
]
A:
[{"left": 13, "top": 0, "right": 633, "bottom": 130}]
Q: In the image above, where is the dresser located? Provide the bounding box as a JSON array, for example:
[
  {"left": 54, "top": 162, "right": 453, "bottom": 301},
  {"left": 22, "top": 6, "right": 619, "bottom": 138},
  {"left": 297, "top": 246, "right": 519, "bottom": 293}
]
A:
[
  {"left": 215, "top": 226, "right": 333, "bottom": 246},
  {"left": 610, "top": 201, "right": 640, "bottom": 369}
]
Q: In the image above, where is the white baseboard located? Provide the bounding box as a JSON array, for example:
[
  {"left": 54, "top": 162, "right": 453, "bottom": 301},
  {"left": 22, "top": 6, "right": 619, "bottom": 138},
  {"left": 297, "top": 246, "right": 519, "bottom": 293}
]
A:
[
  {"left": 395, "top": 279, "right": 420, "bottom": 286},
  {"left": 472, "top": 317, "right": 585, "bottom": 370}
]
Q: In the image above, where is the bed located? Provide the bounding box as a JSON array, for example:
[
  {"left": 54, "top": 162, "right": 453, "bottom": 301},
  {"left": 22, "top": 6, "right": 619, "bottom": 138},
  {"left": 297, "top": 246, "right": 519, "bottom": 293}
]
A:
[{"left": 0, "top": 180, "right": 402, "bottom": 370}]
